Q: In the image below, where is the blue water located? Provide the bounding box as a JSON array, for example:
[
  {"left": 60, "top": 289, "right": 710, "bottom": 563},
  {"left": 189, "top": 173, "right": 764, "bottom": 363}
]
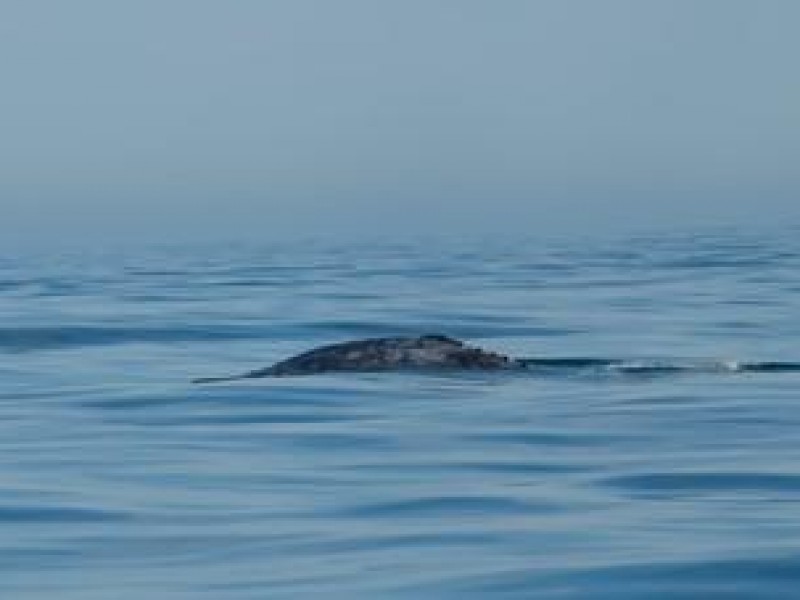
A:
[{"left": 3, "top": 230, "right": 800, "bottom": 598}]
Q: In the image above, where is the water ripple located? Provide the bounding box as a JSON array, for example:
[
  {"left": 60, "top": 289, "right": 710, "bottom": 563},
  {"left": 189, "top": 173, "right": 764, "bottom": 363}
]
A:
[
  {"left": 0, "top": 506, "right": 130, "bottom": 523},
  {"left": 0, "top": 325, "right": 271, "bottom": 351},
  {"left": 339, "top": 495, "right": 553, "bottom": 518},
  {"left": 605, "top": 472, "right": 800, "bottom": 495}
]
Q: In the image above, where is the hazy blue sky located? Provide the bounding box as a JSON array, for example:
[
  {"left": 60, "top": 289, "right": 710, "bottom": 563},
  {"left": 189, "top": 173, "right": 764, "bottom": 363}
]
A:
[{"left": 1, "top": 1, "right": 798, "bottom": 244}]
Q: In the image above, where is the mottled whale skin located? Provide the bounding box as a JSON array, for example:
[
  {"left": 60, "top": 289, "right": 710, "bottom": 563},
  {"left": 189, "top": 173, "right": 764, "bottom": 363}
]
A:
[{"left": 193, "top": 334, "right": 515, "bottom": 383}]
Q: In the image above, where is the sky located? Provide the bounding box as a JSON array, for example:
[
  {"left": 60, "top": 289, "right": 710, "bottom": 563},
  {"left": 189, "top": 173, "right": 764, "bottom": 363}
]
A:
[{"left": 1, "top": 0, "right": 798, "bottom": 246}]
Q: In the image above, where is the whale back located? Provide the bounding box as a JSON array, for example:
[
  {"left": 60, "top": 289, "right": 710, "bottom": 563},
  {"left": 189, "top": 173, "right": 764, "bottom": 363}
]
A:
[{"left": 260, "top": 334, "right": 512, "bottom": 376}]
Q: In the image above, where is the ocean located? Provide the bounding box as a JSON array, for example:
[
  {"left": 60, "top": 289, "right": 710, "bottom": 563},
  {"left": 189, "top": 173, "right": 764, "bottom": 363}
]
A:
[{"left": 2, "top": 228, "right": 800, "bottom": 598}]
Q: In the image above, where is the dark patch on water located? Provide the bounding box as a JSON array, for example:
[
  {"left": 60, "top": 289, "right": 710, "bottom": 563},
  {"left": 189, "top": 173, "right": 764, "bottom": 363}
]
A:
[
  {"left": 427, "top": 553, "right": 800, "bottom": 599},
  {"left": 0, "top": 324, "right": 272, "bottom": 351},
  {"left": 0, "top": 506, "right": 129, "bottom": 523},
  {"left": 604, "top": 472, "right": 800, "bottom": 496},
  {"left": 469, "top": 430, "right": 640, "bottom": 448},
  {"left": 339, "top": 495, "right": 553, "bottom": 518}
]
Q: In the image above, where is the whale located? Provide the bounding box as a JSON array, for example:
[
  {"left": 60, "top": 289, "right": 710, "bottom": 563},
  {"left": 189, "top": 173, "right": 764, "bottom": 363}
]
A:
[
  {"left": 193, "top": 334, "right": 800, "bottom": 383},
  {"left": 193, "top": 334, "right": 521, "bottom": 382}
]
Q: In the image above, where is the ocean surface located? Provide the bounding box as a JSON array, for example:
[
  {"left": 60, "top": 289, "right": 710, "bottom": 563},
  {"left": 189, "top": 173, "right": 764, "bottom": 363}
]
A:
[{"left": 3, "top": 229, "right": 800, "bottom": 599}]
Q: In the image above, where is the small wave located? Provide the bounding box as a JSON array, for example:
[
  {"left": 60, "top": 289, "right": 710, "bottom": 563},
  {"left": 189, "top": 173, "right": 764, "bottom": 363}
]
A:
[
  {"left": 519, "top": 358, "right": 800, "bottom": 376},
  {"left": 0, "top": 325, "right": 271, "bottom": 352},
  {"left": 339, "top": 495, "right": 550, "bottom": 518},
  {"left": 429, "top": 553, "right": 800, "bottom": 599},
  {"left": 349, "top": 460, "right": 589, "bottom": 476},
  {"left": 738, "top": 361, "right": 800, "bottom": 373},
  {"left": 120, "top": 412, "right": 359, "bottom": 427},
  {"left": 468, "top": 430, "right": 635, "bottom": 448},
  {"left": 603, "top": 471, "right": 800, "bottom": 495},
  {"left": 0, "top": 505, "right": 129, "bottom": 523},
  {"left": 613, "top": 360, "right": 800, "bottom": 375}
]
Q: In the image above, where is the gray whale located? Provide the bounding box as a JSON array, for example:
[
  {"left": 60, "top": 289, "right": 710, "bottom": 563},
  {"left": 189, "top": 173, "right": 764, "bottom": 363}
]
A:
[
  {"left": 193, "top": 334, "right": 800, "bottom": 383},
  {"left": 194, "top": 334, "right": 516, "bottom": 382}
]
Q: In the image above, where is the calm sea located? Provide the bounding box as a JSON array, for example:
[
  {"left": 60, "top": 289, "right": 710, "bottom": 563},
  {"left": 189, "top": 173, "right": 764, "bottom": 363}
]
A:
[{"left": 3, "top": 229, "right": 800, "bottom": 598}]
